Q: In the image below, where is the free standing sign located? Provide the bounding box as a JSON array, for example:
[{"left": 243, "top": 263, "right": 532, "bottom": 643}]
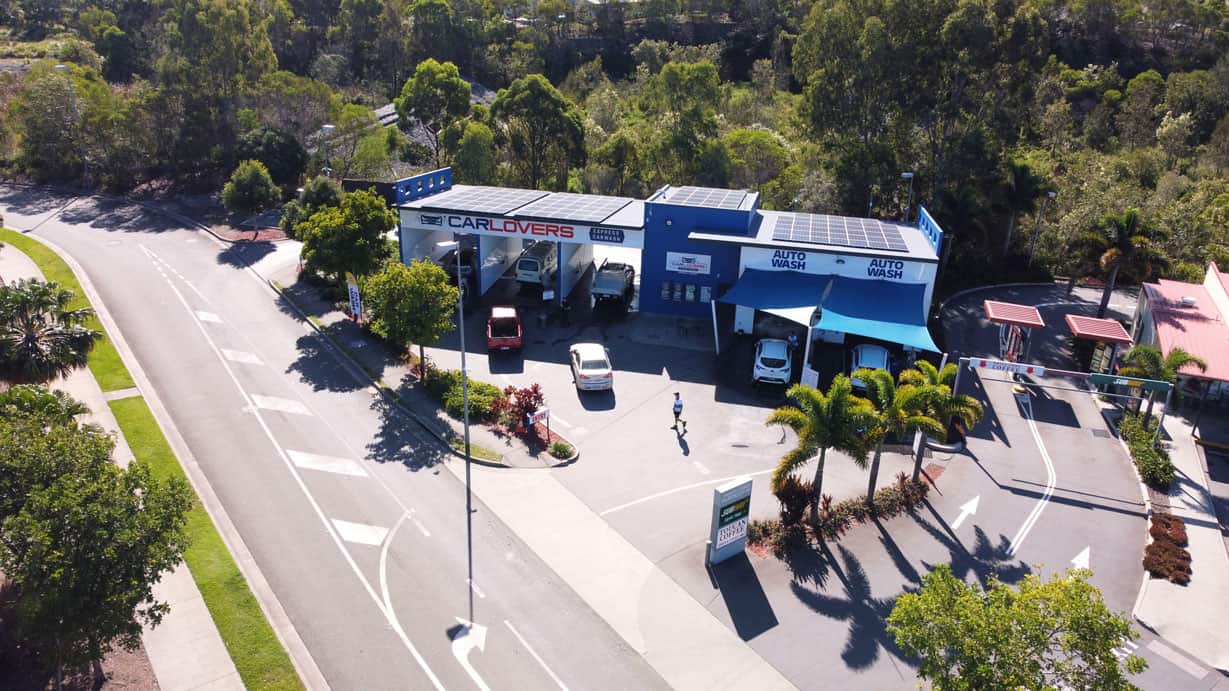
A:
[
  {"left": 708, "top": 477, "right": 753, "bottom": 564},
  {"left": 346, "top": 272, "right": 363, "bottom": 321}
]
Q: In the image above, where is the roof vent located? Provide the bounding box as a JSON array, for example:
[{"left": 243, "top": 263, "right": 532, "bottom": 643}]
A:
[{"left": 1181, "top": 296, "right": 1197, "bottom": 307}]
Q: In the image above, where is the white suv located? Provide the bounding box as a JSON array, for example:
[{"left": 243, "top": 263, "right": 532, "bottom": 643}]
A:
[{"left": 752, "top": 338, "right": 792, "bottom": 385}]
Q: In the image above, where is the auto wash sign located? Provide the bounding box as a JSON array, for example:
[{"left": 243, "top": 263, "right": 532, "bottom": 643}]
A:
[
  {"left": 743, "top": 246, "right": 924, "bottom": 283},
  {"left": 400, "top": 209, "right": 644, "bottom": 249}
]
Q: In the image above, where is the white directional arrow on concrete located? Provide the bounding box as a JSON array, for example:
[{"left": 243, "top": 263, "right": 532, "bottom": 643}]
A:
[
  {"left": 451, "top": 618, "right": 490, "bottom": 691},
  {"left": 1071, "top": 546, "right": 1091, "bottom": 570},
  {"left": 951, "top": 496, "right": 980, "bottom": 530}
]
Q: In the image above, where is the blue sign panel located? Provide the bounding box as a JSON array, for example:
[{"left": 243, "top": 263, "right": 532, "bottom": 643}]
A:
[{"left": 590, "top": 227, "right": 625, "bottom": 244}]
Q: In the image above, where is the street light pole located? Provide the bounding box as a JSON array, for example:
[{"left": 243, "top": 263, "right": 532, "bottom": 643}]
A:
[
  {"left": 54, "top": 64, "right": 89, "bottom": 185},
  {"left": 320, "top": 123, "right": 336, "bottom": 177},
  {"left": 900, "top": 171, "right": 915, "bottom": 222},
  {"left": 439, "top": 239, "right": 474, "bottom": 623},
  {"left": 1027, "top": 190, "right": 1057, "bottom": 267}
]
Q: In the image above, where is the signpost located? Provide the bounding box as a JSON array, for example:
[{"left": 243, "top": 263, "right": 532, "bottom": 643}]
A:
[
  {"left": 972, "top": 358, "right": 1046, "bottom": 377},
  {"left": 1088, "top": 373, "right": 1170, "bottom": 392},
  {"left": 708, "top": 478, "right": 753, "bottom": 565},
  {"left": 345, "top": 272, "right": 363, "bottom": 321},
  {"left": 527, "top": 407, "right": 551, "bottom": 441}
]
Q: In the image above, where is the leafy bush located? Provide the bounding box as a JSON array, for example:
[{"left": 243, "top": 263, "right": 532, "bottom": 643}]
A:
[
  {"left": 493, "top": 384, "right": 546, "bottom": 434},
  {"left": 549, "top": 441, "right": 573, "bottom": 458},
  {"left": 1119, "top": 414, "right": 1176, "bottom": 489},
  {"left": 221, "top": 159, "right": 280, "bottom": 215},
  {"left": 817, "top": 474, "right": 929, "bottom": 541},
  {"left": 774, "top": 476, "right": 814, "bottom": 527},
  {"left": 747, "top": 519, "right": 807, "bottom": 558},
  {"left": 443, "top": 378, "right": 503, "bottom": 422}
]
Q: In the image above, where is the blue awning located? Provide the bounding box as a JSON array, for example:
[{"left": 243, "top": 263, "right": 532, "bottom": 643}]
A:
[{"left": 718, "top": 269, "right": 939, "bottom": 352}]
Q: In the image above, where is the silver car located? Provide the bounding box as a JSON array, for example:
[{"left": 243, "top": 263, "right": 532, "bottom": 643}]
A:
[{"left": 569, "top": 343, "right": 614, "bottom": 391}]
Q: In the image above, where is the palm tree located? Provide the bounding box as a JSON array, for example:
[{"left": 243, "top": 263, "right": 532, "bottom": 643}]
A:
[
  {"left": 766, "top": 376, "right": 876, "bottom": 527},
  {"left": 1073, "top": 208, "right": 1170, "bottom": 318},
  {"left": 996, "top": 161, "right": 1046, "bottom": 258},
  {"left": 1118, "top": 344, "right": 1207, "bottom": 421},
  {"left": 0, "top": 384, "right": 90, "bottom": 427},
  {"left": 0, "top": 279, "right": 101, "bottom": 385},
  {"left": 853, "top": 368, "right": 945, "bottom": 506},
  {"left": 900, "top": 361, "right": 985, "bottom": 480}
]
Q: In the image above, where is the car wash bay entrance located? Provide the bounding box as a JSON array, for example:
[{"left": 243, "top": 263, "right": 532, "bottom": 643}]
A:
[{"left": 396, "top": 179, "right": 645, "bottom": 306}]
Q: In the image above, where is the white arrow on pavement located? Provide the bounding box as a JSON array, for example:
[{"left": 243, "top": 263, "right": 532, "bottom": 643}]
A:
[
  {"left": 451, "top": 618, "right": 490, "bottom": 691},
  {"left": 1071, "top": 546, "right": 1090, "bottom": 570},
  {"left": 951, "top": 495, "right": 980, "bottom": 530}
]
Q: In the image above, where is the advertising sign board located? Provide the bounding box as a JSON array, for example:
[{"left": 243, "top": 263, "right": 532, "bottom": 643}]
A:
[
  {"left": 666, "top": 252, "right": 712, "bottom": 275},
  {"left": 401, "top": 210, "right": 644, "bottom": 249},
  {"left": 345, "top": 272, "right": 363, "bottom": 321},
  {"left": 708, "top": 478, "right": 753, "bottom": 564}
]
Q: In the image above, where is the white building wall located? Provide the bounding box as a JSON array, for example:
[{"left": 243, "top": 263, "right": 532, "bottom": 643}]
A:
[
  {"left": 477, "top": 236, "right": 520, "bottom": 295},
  {"left": 400, "top": 227, "right": 453, "bottom": 265},
  {"left": 558, "top": 242, "right": 594, "bottom": 302}
]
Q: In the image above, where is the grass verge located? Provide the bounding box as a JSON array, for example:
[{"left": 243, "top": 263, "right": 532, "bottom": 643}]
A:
[
  {"left": 0, "top": 228, "right": 135, "bottom": 391},
  {"left": 449, "top": 435, "right": 503, "bottom": 462},
  {"left": 109, "top": 397, "right": 302, "bottom": 691}
]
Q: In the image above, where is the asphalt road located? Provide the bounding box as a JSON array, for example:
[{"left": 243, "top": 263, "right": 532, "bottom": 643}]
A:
[{"left": 0, "top": 189, "right": 668, "bottom": 691}]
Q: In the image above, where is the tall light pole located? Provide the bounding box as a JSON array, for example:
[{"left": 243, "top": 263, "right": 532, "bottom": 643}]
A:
[
  {"left": 1027, "top": 190, "right": 1057, "bottom": 267},
  {"left": 900, "top": 171, "right": 915, "bottom": 222},
  {"left": 54, "top": 64, "right": 89, "bottom": 185},
  {"left": 320, "top": 123, "right": 336, "bottom": 177},
  {"left": 437, "top": 238, "right": 474, "bottom": 623}
]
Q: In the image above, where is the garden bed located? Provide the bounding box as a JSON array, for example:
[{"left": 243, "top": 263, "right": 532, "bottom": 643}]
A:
[{"left": 1142, "top": 512, "right": 1191, "bottom": 585}]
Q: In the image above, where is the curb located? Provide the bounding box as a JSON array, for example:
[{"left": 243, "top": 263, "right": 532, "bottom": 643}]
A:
[
  {"left": 266, "top": 278, "right": 515, "bottom": 470},
  {"left": 1100, "top": 405, "right": 1158, "bottom": 624},
  {"left": 20, "top": 231, "right": 329, "bottom": 691}
]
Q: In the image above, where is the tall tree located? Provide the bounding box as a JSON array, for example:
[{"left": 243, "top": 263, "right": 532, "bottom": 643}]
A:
[
  {"left": 888, "top": 565, "right": 1146, "bottom": 690},
  {"left": 765, "top": 376, "right": 875, "bottom": 527},
  {"left": 280, "top": 175, "right": 343, "bottom": 239},
  {"left": 899, "top": 361, "right": 984, "bottom": 479},
  {"left": 362, "top": 259, "right": 458, "bottom": 373},
  {"left": 297, "top": 188, "right": 395, "bottom": 284},
  {"left": 490, "top": 74, "right": 585, "bottom": 189},
  {"left": 221, "top": 159, "right": 280, "bottom": 215},
  {"left": 0, "top": 417, "right": 191, "bottom": 689},
  {"left": 851, "top": 368, "right": 943, "bottom": 506},
  {"left": 996, "top": 161, "right": 1047, "bottom": 258},
  {"left": 0, "top": 279, "right": 101, "bottom": 385},
  {"left": 1074, "top": 208, "right": 1170, "bottom": 317},
  {"left": 396, "top": 59, "right": 471, "bottom": 168},
  {"left": 1118, "top": 345, "right": 1207, "bottom": 421},
  {"left": 445, "top": 120, "right": 497, "bottom": 184},
  {"left": 0, "top": 385, "right": 89, "bottom": 428},
  {"left": 723, "top": 128, "right": 790, "bottom": 192}
]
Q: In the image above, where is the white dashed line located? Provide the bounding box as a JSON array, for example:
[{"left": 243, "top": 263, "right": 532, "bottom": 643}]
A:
[
  {"left": 467, "top": 578, "right": 486, "bottom": 599},
  {"left": 1147, "top": 639, "right": 1207, "bottom": 678},
  {"left": 221, "top": 349, "right": 262, "bottom": 365},
  {"left": 331, "top": 519, "right": 390, "bottom": 546},
  {"left": 287, "top": 450, "right": 368, "bottom": 477},
  {"left": 1007, "top": 395, "right": 1057, "bottom": 557},
  {"left": 411, "top": 516, "right": 431, "bottom": 537},
  {"left": 250, "top": 394, "right": 312, "bottom": 416},
  {"left": 549, "top": 413, "right": 573, "bottom": 429},
  {"left": 195, "top": 310, "right": 222, "bottom": 323},
  {"left": 692, "top": 461, "right": 711, "bottom": 475}
]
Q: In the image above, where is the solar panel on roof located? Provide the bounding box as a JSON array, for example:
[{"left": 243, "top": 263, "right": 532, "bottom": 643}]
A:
[
  {"left": 514, "top": 193, "right": 633, "bottom": 224},
  {"left": 420, "top": 186, "right": 549, "bottom": 214},
  {"left": 667, "top": 186, "right": 747, "bottom": 210},
  {"left": 770, "top": 213, "right": 910, "bottom": 252}
]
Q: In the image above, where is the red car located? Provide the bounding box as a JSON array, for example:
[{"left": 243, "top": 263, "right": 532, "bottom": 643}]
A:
[{"left": 486, "top": 306, "right": 523, "bottom": 352}]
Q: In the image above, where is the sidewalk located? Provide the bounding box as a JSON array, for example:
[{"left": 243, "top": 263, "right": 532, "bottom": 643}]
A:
[
  {"left": 1135, "top": 409, "right": 1229, "bottom": 672},
  {"left": 0, "top": 241, "right": 244, "bottom": 690}
]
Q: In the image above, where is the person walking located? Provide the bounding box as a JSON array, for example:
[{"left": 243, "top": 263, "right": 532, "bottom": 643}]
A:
[{"left": 672, "top": 392, "right": 686, "bottom": 431}]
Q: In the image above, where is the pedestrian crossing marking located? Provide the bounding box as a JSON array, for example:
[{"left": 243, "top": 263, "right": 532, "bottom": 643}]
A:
[
  {"left": 287, "top": 450, "right": 367, "bottom": 477},
  {"left": 195, "top": 310, "right": 222, "bottom": 323},
  {"left": 331, "top": 519, "right": 389, "bottom": 546},
  {"left": 221, "top": 349, "right": 262, "bottom": 365},
  {"left": 251, "top": 394, "right": 312, "bottom": 416}
]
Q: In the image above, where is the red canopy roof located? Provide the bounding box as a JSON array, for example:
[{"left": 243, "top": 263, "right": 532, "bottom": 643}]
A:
[
  {"left": 984, "top": 300, "right": 1045, "bottom": 328},
  {"left": 1065, "top": 314, "right": 1133, "bottom": 344}
]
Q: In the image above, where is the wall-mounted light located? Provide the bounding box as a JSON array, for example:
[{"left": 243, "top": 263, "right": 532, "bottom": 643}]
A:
[
  {"left": 665, "top": 219, "right": 673, "bottom": 227},
  {"left": 835, "top": 258, "right": 846, "bottom": 265}
]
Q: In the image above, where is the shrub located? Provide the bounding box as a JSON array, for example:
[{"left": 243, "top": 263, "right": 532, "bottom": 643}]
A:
[
  {"left": 493, "top": 384, "right": 546, "bottom": 434},
  {"left": 747, "top": 519, "right": 807, "bottom": 557},
  {"left": 1150, "top": 512, "right": 1188, "bottom": 546},
  {"left": 221, "top": 159, "right": 280, "bottom": 215},
  {"left": 1143, "top": 512, "right": 1192, "bottom": 584},
  {"left": 1119, "top": 413, "right": 1176, "bottom": 489},
  {"left": 774, "top": 476, "right": 814, "bottom": 526},
  {"left": 549, "top": 441, "right": 573, "bottom": 458},
  {"left": 444, "top": 379, "right": 503, "bottom": 422},
  {"left": 817, "top": 474, "right": 929, "bottom": 541}
]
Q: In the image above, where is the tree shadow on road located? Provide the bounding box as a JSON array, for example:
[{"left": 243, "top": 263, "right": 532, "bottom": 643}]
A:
[
  {"left": 788, "top": 542, "right": 916, "bottom": 671},
  {"left": 365, "top": 395, "right": 448, "bottom": 471},
  {"left": 285, "top": 333, "right": 369, "bottom": 393},
  {"left": 217, "top": 240, "right": 275, "bottom": 268},
  {"left": 912, "top": 499, "right": 1032, "bottom": 586},
  {"left": 59, "top": 197, "right": 179, "bottom": 233}
]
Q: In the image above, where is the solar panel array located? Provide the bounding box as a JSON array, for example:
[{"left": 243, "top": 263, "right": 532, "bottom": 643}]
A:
[
  {"left": 515, "top": 193, "right": 633, "bottom": 224},
  {"left": 666, "top": 186, "right": 748, "bottom": 210},
  {"left": 420, "top": 186, "right": 549, "bottom": 214},
  {"left": 771, "top": 213, "right": 910, "bottom": 252}
]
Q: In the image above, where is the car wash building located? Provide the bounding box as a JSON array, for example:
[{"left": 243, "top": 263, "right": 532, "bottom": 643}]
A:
[{"left": 393, "top": 168, "right": 943, "bottom": 357}]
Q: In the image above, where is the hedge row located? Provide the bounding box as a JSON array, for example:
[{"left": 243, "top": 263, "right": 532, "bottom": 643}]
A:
[
  {"left": 1143, "top": 512, "right": 1191, "bottom": 585},
  {"left": 1119, "top": 414, "right": 1176, "bottom": 490},
  {"left": 422, "top": 367, "right": 504, "bottom": 422}
]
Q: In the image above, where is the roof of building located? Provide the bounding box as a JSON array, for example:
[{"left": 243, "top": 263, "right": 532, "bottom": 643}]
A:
[
  {"left": 401, "top": 184, "right": 645, "bottom": 229},
  {"left": 984, "top": 301, "right": 1046, "bottom": 329},
  {"left": 1065, "top": 314, "right": 1133, "bottom": 344},
  {"left": 692, "top": 210, "right": 938, "bottom": 262},
  {"left": 1143, "top": 278, "right": 1229, "bottom": 381}
]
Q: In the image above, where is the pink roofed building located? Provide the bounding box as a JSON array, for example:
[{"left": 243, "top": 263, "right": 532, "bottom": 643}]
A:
[{"left": 1133, "top": 263, "right": 1229, "bottom": 400}]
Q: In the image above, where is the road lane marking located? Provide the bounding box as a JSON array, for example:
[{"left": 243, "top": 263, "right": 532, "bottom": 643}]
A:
[
  {"left": 692, "top": 461, "right": 711, "bottom": 475},
  {"left": 450, "top": 619, "right": 491, "bottom": 691},
  {"left": 467, "top": 578, "right": 486, "bottom": 599},
  {"left": 1147, "top": 639, "right": 1207, "bottom": 678},
  {"left": 250, "top": 394, "right": 312, "bottom": 416},
  {"left": 549, "top": 413, "right": 573, "bottom": 428},
  {"left": 951, "top": 495, "right": 979, "bottom": 530},
  {"left": 1007, "top": 396, "right": 1057, "bottom": 557},
  {"left": 600, "top": 468, "right": 774, "bottom": 516},
  {"left": 194, "top": 310, "right": 221, "bottom": 323},
  {"left": 1071, "top": 546, "right": 1090, "bottom": 569},
  {"left": 332, "top": 519, "right": 390, "bottom": 546},
  {"left": 411, "top": 516, "right": 431, "bottom": 537},
  {"left": 149, "top": 251, "right": 447, "bottom": 689},
  {"left": 504, "top": 620, "right": 570, "bottom": 691},
  {"left": 221, "top": 348, "right": 262, "bottom": 365},
  {"left": 287, "top": 450, "right": 368, "bottom": 477}
]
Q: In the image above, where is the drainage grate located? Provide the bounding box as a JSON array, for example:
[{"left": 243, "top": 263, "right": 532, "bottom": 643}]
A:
[{"left": 1091, "top": 429, "right": 1113, "bottom": 438}]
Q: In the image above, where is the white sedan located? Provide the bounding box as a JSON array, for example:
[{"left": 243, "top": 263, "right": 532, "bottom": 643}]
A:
[
  {"left": 752, "top": 338, "right": 792, "bottom": 385},
  {"left": 850, "top": 343, "right": 890, "bottom": 389},
  {"left": 569, "top": 343, "right": 614, "bottom": 391}
]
